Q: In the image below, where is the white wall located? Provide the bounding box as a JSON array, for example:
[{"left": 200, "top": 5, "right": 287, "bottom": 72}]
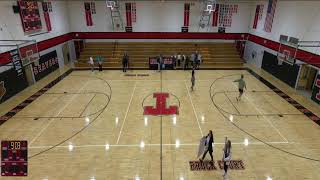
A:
[
  {"left": 0, "top": 1, "right": 70, "bottom": 49},
  {"left": 0, "top": 1, "right": 72, "bottom": 72},
  {"left": 68, "top": 0, "right": 252, "bottom": 33},
  {"left": 249, "top": 0, "right": 320, "bottom": 54}
]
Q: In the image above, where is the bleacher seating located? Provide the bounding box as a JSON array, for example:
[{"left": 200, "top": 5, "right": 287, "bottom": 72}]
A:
[{"left": 74, "top": 42, "right": 244, "bottom": 69}]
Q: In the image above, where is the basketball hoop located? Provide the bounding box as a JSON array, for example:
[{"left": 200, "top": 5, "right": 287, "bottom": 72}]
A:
[
  {"left": 106, "top": 1, "right": 115, "bottom": 10},
  {"left": 204, "top": 0, "right": 216, "bottom": 14},
  {"left": 18, "top": 41, "right": 40, "bottom": 66}
]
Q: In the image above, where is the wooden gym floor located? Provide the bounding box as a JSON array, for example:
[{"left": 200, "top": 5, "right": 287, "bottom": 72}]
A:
[{"left": 1, "top": 68, "right": 320, "bottom": 180}]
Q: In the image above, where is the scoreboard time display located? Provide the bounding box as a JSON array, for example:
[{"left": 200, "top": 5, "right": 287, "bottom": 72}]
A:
[{"left": 1, "top": 141, "right": 28, "bottom": 176}]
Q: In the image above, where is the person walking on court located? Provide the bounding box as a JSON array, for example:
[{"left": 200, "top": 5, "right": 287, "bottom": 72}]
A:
[
  {"left": 89, "top": 56, "right": 94, "bottom": 72},
  {"left": 233, "top": 74, "right": 247, "bottom": 101},
  {"left": 200, "top": 130, "right": 214, "bottom": 162},
  {"left": 191, "top": 69, "right": 195, "bottom": 91},
  {"left": 222, "top": 138, "right": 232, "bottom": 179}
]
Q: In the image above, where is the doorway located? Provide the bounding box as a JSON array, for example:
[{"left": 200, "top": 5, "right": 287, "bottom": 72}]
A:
[{"left": 297, "top": 64, "right": 318, "bottom": 98}]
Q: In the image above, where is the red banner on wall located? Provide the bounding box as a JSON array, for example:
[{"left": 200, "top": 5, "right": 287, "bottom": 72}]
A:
[
  {"left": 42, "top": 2, "right": 52, "bottom": 31},
  {"left": 84, "top": 2, "right": 93, "bottom": 26},
  {"left": 212, "top": 4, "right": 219, "bottom": 27},
  {"left": 18, "top": 0, "right": 42, "bottom": 33},
  {"left": 184, "top": 3, "right": 190, "bottom": 27},
  {"left": 253, "top": 5, "right": 260, "bottom": 29},
  {"left": 125, "top": 3, "right": 132, "bottom": 27}
]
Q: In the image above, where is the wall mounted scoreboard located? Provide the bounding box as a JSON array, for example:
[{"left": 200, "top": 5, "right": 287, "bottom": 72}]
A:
[{"left": 1, "top": 141, "right": 28, "bottom": 176}]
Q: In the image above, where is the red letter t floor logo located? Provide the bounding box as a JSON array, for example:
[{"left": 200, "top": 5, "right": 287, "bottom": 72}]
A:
[
  {"left": 143, "top": 93, "right": 178, "bottom": 115},
  {"left": 316, "top": 78, "right": 320, "bottom": 101}
]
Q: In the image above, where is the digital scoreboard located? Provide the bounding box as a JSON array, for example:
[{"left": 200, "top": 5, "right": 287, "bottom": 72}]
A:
[{"left": 1, "top": 141, "right": 28, "bottom": 176}]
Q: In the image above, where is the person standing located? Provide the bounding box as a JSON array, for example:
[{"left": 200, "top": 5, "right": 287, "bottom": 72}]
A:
[
  {"left": 200, "top": 130, "right": 214, "bottom": 162},
  {"left": 191, "top": 68, "right": 195, "bottom": 91},
  {"left": 222, "top": 139, "right": 232, "bottom": 179},
  {"left": 197, "top": 52, "right": 202, "bottom": 69},
  {"left": 89, "top": 56, "right": 94, "bottom": 72},
  {"left": 177, "top": 53, "right": 181, "bottom": 67},
  {"left": 97, "top": 55, "right": 103, "bottom": 72},
  {"left": 172, "top": 55, "right": 176, "bottom": 69},
  {"left": 122, "top": 53, "right": 128, "bottom": 72},
  {"left": 181, "top": 54, "right": 185, "bottom": 69},
  {"left": 157, "top": 54, "right": 163, "bottom": 72},
  {"left": 233, "top": 74, "right": 247, "bottom": 101},
  {"left": 184, "top": 55, "right": 189, "bottom": 70}
]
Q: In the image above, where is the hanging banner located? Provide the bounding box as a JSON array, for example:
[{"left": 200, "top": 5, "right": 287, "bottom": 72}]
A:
[
  {"left": 253, "top": 5, "right": 260, "bottom": 29},
  {"left": 18, "top": 0, "right": 42, "bottom": 33},
  {"left": 212, "top": 4, "right": 219, "bottom": 27},
  {"left": 184, "top": 3, "right": 190, "bottom": 27},
  {"left": 84, "top": 2, "right": 93, "bottom": 26},
  {"left": 125, "top": 3, "right": 132, "bottom": 27},
  {"left": 131, "top": 3, "right": 136, "bottom": 23},
  {"left": 42, "top": 2, "right": 52, "bottom": 31}
]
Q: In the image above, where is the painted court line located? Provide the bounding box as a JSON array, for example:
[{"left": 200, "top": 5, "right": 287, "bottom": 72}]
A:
[
  {"left": 231, "top": 82, "right": 289, "bottom": 143},
  {"left": 29, "top": 141, "right": 292, "bottom": 149},
  {"left": 184, "top": 81, "right": 204, "bottom": 137},
  {"left": 116, "top": 82, "right": 137, "bottom": 144},
  {"left": 28, "top": 80, "right": 90, "bottom": 147}
]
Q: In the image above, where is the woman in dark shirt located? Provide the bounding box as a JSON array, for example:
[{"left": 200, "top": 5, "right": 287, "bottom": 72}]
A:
[{"left": 200, "top": 130, "right": 214, "bottom": 161}]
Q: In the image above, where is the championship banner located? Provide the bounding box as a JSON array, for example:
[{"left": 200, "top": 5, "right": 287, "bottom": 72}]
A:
[
  {"left": 218, "top": 4, "right": 238, "bottom": 27},
  {"left": 18, "top": 0, "right": 42, "bottom": 33},
  {"left": 125, "top": 3, "right": 132, "bottom": 27},
  {"left": 184, "top": 3, "right": 190, "bottom": 27},
  {"left": 84, "top": 2, "right": 93, "bottom": 26},
  {"left": 131, "top": 3, "right": 136, "bottom": 23},
  {"left": 311, "top": 74, "right": 320, "bottom": 104},
  {"left": 42, "top": 2, "right": 52, "bottom": 31},
  {"left": 212, "top": 4, "right": 219, "bottom": 27},
  {"left": 32, "top": 51, "right": 59, "bottom": 81},
  {"left": 253, "top": 5, "right": 260, "bottom": 29}
]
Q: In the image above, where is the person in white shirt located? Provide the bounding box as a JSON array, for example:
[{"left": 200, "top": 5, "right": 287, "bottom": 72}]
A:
[
  {"left": 89, "top": 56, "right": 94, "bottom": 72},
  {"left": 222, "top": 138, "right": 232, "bottom": 179},
  {"left": 197, "top": 53, "right": 202, "bottom": 68}
]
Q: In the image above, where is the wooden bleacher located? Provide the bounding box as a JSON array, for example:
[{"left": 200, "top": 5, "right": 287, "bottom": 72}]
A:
[{"left": 74, "top": 42, "right": 244, "bottom": 69}]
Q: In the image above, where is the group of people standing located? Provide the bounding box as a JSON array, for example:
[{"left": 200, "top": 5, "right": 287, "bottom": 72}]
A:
[
  {"left": 172, "top": 51, "right": 202, "bottom": 70},
  {"left": 199, "top": 130, "right": 233, "bottom": 179},
  {"left": 88, "top": 55, "right": 103, "bottom": 72},
  {"left": 156, "top": 51, "right": 202, "bottom": 72}
]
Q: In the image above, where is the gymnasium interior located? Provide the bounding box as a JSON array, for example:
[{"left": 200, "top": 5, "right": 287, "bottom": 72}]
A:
[{"left": 0, "top": 0, "right": 320, "bottom": 179}]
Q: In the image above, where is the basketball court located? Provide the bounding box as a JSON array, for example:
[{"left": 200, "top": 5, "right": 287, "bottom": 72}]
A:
[
  {"left": 1, "top": 0, "right": 320, "bottom": 179},
  {"left": 0, "top": 68, "right": 320, "bottom": 179}
]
